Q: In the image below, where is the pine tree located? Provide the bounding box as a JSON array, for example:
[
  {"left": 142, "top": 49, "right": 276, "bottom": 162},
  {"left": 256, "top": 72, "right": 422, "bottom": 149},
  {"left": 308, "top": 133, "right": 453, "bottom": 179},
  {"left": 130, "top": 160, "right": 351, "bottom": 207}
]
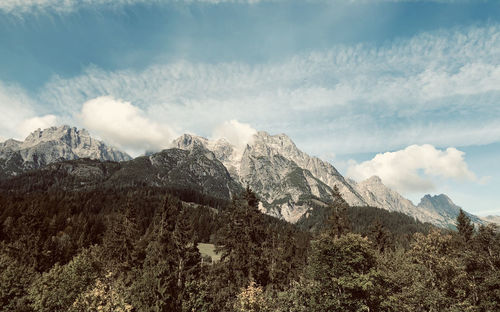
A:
[
  {"left": 456, "top": 209, "right": 474, "bottom": 242},
  {"left": 305, "top": 233, "right": 380, "bottom": 311},
  {"left": 173, "top": 208, "right": 201, "bottom": 304},
  {"left": 216, "top": 188, "right": 268, "bottom": 296},
  {"left": 326, "top": 186, "right": 351, "bottom": 238},
  {"left": 369, "top": 218, "right": 391, "bottom": 252}
]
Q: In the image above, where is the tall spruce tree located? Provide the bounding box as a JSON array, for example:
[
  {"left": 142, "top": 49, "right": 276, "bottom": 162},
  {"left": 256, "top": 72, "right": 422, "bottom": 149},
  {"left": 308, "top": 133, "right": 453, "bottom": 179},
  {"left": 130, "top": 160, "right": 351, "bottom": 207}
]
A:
[
  {"left": 326, "top": 186, "right": 351, "bottom": 238},
  {"left": 456, "top": 209, "right": 474, "bottom": 242},
  {"left": 216, "top": 188, "right": 268, "bottom": 292}
]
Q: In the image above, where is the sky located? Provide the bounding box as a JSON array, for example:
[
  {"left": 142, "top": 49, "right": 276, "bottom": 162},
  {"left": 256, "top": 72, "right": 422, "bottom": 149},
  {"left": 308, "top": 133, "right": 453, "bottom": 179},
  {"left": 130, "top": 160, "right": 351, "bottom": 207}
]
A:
[{"left": 1, "top": 0, "right": 500, "bottom": 216}]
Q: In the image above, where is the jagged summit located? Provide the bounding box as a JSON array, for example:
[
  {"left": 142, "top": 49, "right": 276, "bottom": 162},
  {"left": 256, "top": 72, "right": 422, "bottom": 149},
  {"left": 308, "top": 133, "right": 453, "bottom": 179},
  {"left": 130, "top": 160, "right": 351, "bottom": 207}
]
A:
[
  {"left": 415, "top": 193, "right": 483, "bottom": 227},
  {"left": 364, "top": 175, "right": 383, "bottom": 184},
  {"left": 420, "top": 194, "right": 453, "bottom": 205},
  {"left": 173, "top": 131, "right": 366, "bottom": 222},
  {"left": 173, "top": 133, "right": 209, "bottom": 150},
  {"left": 0, "top": 125, "right": 131, "bottom": 177}
]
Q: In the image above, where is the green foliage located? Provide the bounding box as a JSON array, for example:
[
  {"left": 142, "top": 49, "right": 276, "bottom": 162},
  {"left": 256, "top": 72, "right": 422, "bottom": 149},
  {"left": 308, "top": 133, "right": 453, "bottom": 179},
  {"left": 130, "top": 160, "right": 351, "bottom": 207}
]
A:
[
  {"left": 126, "top": 195, "right": 202, "bottom": 312},
  {"left": 28, "top": 247, "right": 102, "bottom": 312},
  {"left": 233, "top": 281, "right": 272, "bottom": 312},
  {"left": 1, "top": 168, "right": 499, "bottom": 312},
  {"left": 456, "top": 209, "right": 475, "bottom": 242},
  {"left": 304, "top": 233, "right": 382, "bottom": 312},
  {"left": 71, "top": 273, "right": 133, "bottom": 312},
  {"left": 325, "top": 186, "right": 352, "bottom": 238},
  {"left": 0, "top": 252, "right": 37, "bottom": 311},
  {"left": 369, "top": 218, "right": 392, "bottom": 252}
]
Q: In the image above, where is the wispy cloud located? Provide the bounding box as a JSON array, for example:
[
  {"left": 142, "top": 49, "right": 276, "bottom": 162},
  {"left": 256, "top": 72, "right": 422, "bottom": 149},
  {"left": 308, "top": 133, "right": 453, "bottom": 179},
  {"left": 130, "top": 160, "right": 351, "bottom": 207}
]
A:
[
  {"left": 0, "top": 0, "right": 480, "bottom": 15},
  {"left": 31, "top": 24, "right": 500, "bottom": 155},
  {"left": 0, "top": 0, "right": 265, "bottom": 15}
]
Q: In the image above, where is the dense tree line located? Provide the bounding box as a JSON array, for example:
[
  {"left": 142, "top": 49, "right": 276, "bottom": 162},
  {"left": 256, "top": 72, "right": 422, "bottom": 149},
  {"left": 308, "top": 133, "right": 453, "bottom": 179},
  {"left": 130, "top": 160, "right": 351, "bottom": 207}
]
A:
[{"left": 0, "top": 180, "right": 499, "bottom": 311}]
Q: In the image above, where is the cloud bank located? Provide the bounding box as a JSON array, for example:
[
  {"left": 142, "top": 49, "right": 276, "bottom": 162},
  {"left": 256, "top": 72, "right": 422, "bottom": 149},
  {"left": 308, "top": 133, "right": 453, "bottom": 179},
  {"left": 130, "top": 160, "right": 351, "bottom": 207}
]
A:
[
  {"left": 34, "top": 24, "right": 500, "bottom": 155},
  {"left": 347, "top": 144, "right": 477, "bottom": 194},
  {"left": 80, "top": 96, "right": 176, "bottom": 156}
]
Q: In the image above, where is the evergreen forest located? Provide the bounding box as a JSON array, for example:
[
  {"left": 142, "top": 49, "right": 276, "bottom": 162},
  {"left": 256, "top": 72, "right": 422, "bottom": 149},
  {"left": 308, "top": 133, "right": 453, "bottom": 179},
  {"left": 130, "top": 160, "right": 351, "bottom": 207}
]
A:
[{"left": 0, "top": 177, "right": 499, "bottom": 311}]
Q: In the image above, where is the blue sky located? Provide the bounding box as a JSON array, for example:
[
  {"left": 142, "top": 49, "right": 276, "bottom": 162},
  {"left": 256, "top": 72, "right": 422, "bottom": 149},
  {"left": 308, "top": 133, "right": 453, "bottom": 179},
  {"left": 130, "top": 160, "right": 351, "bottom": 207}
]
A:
[{"left": 1, "top": 0, "right": 500, "bottom": 216}]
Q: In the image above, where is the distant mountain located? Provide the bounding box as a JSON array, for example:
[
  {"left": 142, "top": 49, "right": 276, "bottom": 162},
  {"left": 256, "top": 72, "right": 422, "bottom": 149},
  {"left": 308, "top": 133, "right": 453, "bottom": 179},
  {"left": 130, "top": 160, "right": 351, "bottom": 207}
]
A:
[
  {"left": 416, "top": 194, "right": 484, "bottom": 228},
  {"left": 481, "top": 215, "right": 500, "bottom": 225},
  {"left": 348, "top": 176, "right": 432, "bottom": 221},
  {"left": 174, "top": 132, "right": 366, "bottom": 223},
  {"left": 0, "top": 125, "right": 131, "bottom": 178},
  {"left": 348, "top": 175, "right": 483, "bottom": 228}
]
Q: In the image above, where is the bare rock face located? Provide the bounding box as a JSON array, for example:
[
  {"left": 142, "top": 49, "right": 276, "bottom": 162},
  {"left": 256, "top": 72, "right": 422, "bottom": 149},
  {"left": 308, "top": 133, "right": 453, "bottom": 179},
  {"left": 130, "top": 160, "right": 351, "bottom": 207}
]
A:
[
  {"left": 0, "top": 125, "right": 131, "bottom": 178},
  {"left": 173, "top": 131, "right": 366, "bottom": 223},
  {"left": 349, "top": 175, "right": 426, "bottom": 219},
  {"left": 416, "top": 194, "right": 484, "bottom": 228}
]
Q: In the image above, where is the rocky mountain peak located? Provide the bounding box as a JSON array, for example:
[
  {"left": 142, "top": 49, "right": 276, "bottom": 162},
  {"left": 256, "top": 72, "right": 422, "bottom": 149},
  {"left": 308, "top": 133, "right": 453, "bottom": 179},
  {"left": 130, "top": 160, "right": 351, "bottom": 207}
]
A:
[
  {"left": 0, "top": 125, "right": 131, "bottom": 178},
  {"left": 416, "top": 193, "right": 483, "bottom": 228},
  {"left": 251, "top": 131, "right": 299, "bottom": 157},
  {"left": 419, "top": 194, "right": 454, "bottom": 207},
  {"left": 23, "top": 125, "right": 81, "bottom": 147},
  {"left": 0, "top": 138, "right": 22, "bottom": 150},
  {"left": 173, "top": 133, "right": 209, "bottom": 150},
  {"left": 173, "top": 131, "right": 367, "bottom": 222},
  {"left": 361, "top": 175, "right": 383, "bottom": 185}
]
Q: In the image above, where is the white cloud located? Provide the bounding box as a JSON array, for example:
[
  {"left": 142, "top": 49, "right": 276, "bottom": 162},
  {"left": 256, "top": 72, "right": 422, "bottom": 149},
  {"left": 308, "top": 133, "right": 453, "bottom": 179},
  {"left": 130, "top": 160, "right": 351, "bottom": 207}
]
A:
[
  {"left": 211, "top": 119, "right": 257, "bottom": 148},
  {"left": 347, "top": 144, "right": 478, "bottom": 194},
  {"left": 80, "top": 96, "right": 176, "bottom": 156},
  {"left": 17, "top": 115, "right": 58, "bottom": 139},
  {"left": 0, "top": 81, "right": 58, "bottom": 141}
]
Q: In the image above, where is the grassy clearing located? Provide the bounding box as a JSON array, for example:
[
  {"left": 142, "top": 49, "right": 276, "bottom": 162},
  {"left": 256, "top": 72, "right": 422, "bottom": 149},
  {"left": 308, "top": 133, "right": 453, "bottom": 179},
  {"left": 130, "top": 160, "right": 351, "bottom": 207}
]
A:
[{"left": 197, "top": 243, "right": 222, "bottom": 262}]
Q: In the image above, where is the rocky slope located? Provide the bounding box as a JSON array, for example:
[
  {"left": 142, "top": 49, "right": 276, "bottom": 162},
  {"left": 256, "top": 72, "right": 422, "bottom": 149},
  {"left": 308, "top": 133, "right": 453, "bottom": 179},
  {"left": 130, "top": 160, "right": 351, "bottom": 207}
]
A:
[
  {"left": 174, "top": 132, "right": 367, "bottom": 222},
  {"left": 0, "top": 146, "right": 241, "bottom": 201},
  {"left": 349, "top": 176, "right": 419, "bottom": 215},
  {"left": 0, "top": 126, "right": 131, "bottom": 178}
]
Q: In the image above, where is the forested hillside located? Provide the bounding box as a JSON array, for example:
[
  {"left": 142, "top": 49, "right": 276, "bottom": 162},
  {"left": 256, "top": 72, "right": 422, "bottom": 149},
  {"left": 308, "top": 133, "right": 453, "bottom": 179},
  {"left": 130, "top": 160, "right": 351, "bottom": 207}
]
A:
[{"left": 1, "top": 170, "right": 499, "bottom": 311}]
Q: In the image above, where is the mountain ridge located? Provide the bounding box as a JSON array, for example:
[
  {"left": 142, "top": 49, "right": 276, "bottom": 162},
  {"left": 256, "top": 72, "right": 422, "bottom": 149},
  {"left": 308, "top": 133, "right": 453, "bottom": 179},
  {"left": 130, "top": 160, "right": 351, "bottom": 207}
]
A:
[{"left": 0, "top": 125, "right": 485, "bottom": 228}]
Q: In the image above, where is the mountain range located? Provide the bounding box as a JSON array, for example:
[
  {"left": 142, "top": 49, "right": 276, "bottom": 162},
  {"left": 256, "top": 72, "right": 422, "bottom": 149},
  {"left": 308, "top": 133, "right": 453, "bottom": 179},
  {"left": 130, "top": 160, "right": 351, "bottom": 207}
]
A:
[{"left": 0, "top": 125, "right": 489, "bottom": 228}]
